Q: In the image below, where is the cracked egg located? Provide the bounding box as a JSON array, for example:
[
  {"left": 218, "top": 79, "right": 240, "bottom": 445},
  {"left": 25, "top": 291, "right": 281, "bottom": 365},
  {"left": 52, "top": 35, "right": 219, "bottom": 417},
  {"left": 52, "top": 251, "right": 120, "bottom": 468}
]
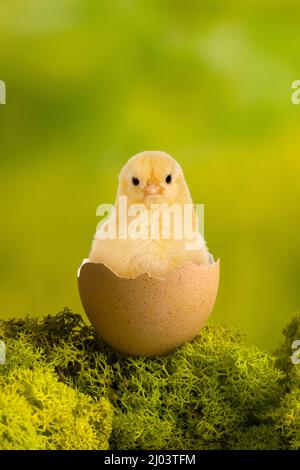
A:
[{"left": 78, "top": 257, "right": 219, "bottom": 357}]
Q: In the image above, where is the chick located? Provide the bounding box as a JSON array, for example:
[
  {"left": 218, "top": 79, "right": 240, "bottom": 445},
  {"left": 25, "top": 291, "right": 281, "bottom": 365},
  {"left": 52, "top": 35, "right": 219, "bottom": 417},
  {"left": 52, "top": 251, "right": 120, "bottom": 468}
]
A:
[{"left": 89, "top": 151, "right": 209, "bottom": 278}]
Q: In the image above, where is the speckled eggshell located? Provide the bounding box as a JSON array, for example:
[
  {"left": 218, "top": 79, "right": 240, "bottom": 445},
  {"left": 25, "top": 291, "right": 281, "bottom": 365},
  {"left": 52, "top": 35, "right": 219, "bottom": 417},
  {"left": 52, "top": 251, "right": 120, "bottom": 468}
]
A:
[{"left": 78, "top": 259, "right": 220, "bottom": 357}]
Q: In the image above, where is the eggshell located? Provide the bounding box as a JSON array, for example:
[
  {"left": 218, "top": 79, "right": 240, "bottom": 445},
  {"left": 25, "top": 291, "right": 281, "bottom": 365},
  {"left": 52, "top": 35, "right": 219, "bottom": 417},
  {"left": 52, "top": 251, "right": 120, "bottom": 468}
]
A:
[{"left": 78, "top": 259, "right": 220, "bottom": 357}]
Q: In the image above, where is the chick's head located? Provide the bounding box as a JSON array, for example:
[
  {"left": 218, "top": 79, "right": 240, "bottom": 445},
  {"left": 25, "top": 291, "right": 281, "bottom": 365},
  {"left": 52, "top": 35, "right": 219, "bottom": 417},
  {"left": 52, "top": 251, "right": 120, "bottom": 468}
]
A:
[{"left": 117, "top": 151, "right": 192, "bottom": 208}]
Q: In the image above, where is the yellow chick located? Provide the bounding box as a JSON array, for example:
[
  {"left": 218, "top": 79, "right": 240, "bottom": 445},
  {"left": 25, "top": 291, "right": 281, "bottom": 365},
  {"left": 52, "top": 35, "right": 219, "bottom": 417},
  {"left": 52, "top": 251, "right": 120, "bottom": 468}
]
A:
[{"left": 89, "top": 151, "right": 209, "bottom": 278}]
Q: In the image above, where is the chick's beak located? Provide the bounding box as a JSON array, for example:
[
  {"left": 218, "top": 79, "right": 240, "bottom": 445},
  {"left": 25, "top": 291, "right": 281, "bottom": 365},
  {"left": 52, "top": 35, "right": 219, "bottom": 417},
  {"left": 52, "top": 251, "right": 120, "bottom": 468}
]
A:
[{"left": 143, "top": 183, "right": 161, "bottom": 196}]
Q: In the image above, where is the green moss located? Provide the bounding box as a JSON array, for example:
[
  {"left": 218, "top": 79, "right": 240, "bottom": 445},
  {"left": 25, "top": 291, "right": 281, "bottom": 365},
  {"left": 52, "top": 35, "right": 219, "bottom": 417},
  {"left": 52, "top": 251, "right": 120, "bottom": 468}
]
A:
[
  {"left": 0, "top": 308, "right": 299, "bottom": 450},
  {"left": 0, "top": 336, "right": 112, "bottom": 450},
  {"left": 272, "top": 387, "right": 300, "bottom": 450},
  {"left": 0, "top": 386, "right": 41, "bottom": 450},
  {"left": 0, "top": 367, "right": 112, "bottom": 450},
  {"left": 108, "top": 327, "right": 285, "bottom": 449}
]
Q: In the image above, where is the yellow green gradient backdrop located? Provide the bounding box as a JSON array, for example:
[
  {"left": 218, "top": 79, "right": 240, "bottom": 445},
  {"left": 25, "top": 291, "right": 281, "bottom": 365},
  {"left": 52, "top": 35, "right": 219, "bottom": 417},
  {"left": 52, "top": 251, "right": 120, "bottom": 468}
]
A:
[{"left": 0, "top": 0, "right": 299, "bottom": 350}]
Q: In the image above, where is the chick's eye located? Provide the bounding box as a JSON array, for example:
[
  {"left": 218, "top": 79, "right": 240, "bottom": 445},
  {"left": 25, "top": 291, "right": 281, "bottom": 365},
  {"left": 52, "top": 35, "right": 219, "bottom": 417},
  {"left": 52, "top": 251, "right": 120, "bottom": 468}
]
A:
[
  {"left": 165, "top": 174, "right": 172, "bottom": 184},
  {"left": 132, "top": 177, "right": 140, "bottom": 186}
]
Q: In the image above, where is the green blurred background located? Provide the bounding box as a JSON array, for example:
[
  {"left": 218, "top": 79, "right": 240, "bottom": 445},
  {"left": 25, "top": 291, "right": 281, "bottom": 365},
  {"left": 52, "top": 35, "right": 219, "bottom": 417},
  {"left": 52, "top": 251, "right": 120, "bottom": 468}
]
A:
[{"left": 0, "top": 0, "right": 299, "bottom": 350}]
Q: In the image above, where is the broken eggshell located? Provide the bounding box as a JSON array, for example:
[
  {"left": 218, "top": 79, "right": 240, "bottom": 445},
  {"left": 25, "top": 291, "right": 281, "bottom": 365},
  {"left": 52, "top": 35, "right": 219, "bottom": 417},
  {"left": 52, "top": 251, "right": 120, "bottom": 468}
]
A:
[{"left": 78, "top": 257, "right": 220, "bottom": 357}]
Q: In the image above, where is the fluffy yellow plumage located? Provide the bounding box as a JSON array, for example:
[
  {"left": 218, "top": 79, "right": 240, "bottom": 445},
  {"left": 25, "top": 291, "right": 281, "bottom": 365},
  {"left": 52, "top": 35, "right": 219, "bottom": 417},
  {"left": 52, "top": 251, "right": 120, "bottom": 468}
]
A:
[{"left": 89, "top": 151, "right": 209, "bottom": 278}]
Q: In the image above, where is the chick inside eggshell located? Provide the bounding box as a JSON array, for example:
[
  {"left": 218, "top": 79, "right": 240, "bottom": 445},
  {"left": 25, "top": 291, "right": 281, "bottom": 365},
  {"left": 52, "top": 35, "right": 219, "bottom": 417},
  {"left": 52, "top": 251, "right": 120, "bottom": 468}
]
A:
[{"left": 79, "top": 151, "right": 220, "bottom": 356}]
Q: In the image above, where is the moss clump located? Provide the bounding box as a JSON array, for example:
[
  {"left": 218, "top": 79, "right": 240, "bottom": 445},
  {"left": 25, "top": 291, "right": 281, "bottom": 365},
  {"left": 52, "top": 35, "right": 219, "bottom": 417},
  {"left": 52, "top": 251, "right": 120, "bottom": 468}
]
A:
[
  {"left": 110, "top": 327, "right": 284, "bottom": 450},
  {"left": 271, "top": 314, "right": 300, "bottom": 450},
  {"left": 272, "top": 387, "right": 300, "bottom": 450},
  {"left": 0, "top": 336, "right": 112, "bottom": 450},
  {"left": 0, "top": 308, "right": 299, "bottom": 450}
]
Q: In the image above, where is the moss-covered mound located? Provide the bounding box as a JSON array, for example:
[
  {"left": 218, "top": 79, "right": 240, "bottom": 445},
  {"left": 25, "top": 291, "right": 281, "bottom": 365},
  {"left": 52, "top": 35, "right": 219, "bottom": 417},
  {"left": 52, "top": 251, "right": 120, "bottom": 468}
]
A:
[
  {"left": 0, "top": 309, "right": 299, "bottom": 450},
  {"left": 0, "top": 334, "right": 112, "bottom": 450}
]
